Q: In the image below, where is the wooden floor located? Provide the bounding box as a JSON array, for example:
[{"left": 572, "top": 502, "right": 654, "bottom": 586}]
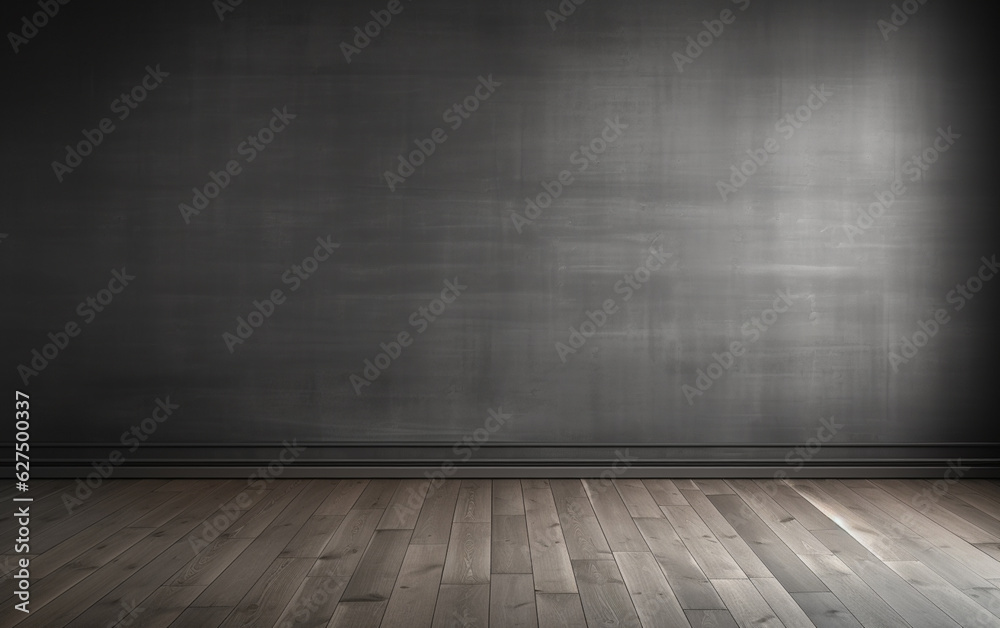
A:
[{"left": 4, "top": 478, "right": 1000, "bottom": 627}]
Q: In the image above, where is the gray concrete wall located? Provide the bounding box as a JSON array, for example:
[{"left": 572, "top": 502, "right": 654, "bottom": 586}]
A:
[{"left": 3, "top": 0, "right": 997, "bottom": 466}]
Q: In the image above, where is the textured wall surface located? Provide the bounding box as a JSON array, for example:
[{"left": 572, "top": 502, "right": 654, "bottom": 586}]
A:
[{"left": 3, "top": 0, "right": 997, "bottom": 466}]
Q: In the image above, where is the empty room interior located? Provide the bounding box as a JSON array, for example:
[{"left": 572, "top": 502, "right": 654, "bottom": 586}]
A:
[{"left": 4, "top": 0, "right": 1000, "bottom": 626}]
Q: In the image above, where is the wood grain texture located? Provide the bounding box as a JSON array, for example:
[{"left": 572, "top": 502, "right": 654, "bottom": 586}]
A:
[
  {"left": 572, "top": 559, "right": 643, "bottom": 628},
  {"left": 582, "top": 479, "right": 648, "bottom": 552},
  {"left": 490, "top": 573, "right": 538, "bottom": 628},
  {"left": 441, "top": 522, "right": 491, "bottom": 585},
  {"left": 492, "top": 514, "right": 532, "bottom": 574},
  {"left": 535, "top": 593, "right": 589, "bottom": 628},
  {"left": 524, "top": 485, "right": 577, "bottom": 594},
  {"left": 634, "top": 516, "right": 725, "bottom": 610},
  {"left": 615, "top": 551, "right": 689, "bottom": 628},
  {"left": 380, "top": 544, "right": 447, "bottom": 628},
  {"left": 712, "top": 578, "right": 784, "bottom": 628},
  {"left": 14, "top": 478, "right": 1000, "bottom": 628}
]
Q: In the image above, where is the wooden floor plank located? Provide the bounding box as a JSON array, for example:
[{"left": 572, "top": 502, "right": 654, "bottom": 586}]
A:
[
  {"left": 281, "top": 514, "right": 345, "bottom": 558},
  {"left": 217, "top": 557, "right": 314, "bottom": 628},
  {"left": 535, "top": 593, "right": 589, "bottom": 628},
  {"left": 858, "top": 481, "right": 1000, "bottom": 579},
  {"left": 494, "top": 479, "right": 526, "bottom": 516},
  {"left": 271, "top": 575, "right": 350, "bottom": 628},
  {"left": 550, "top": 480, "right": 614, "bottom": 561},
  {"left": 615, "top": 551, "right": 689, "bottom": 628},
  {"left": 341, "top": 529, "right": 412, "bottom": 602},
  {"left": 7, "top": 481, "right": 244, "bottom": 628},
  {"left": 430, "top": 584, "right": 489, "bottom": 628},
  {"left": 760, "top": 480, "right": 839, "bottom": 532},
  {"left": 411, "top": 480, "right": 461, "bottom": 545},
  {"left": 441, "top": 522, "right": 491, "bottom": 585},
  {"left": 783, "top": 480, "right": 915, "bottom": 563},
  {"left": 454, "top": 479, "right": 492, "bottom": 523},
  {"left": 14, "top": 478, "right": 1000, "bottom": 628},
  {"left": 490, "top": 573, "right": 538, "bottom": 628},
  {"left": 685, "top": 609, "right": 740, "bottom": 627},
  {"left": 308, "top": 509, "right": 383, "bottom": 578},
  {"left": 726, "top": 480, "right": 830, "bottom": 555},
  {"left": 885, "top": 560, "right": 1000, "bottom": 628},
  {"left": 682, "top": 488, "right": 773, "bottom": 578},
  {"left": 572, "top": 559, "right": 642, "bottom": 628},
  {"left": 752, "top": 577, "right": 818, "bottom": 628},
  {"left": 582, "top": 478, "right": 648, "bottom": 552},
  {"left": 809, "top": 528, "right": 960, "bottom": 628},
  {"left": 633, "top": 517, "right": 725, "bottom": 610},
  {"left": 327, "top": 600, "right": 388, "bottom": 628},
  {"left": 224, "top": 478, "right": 309, "bottom": 539},
  {"left": 662, "top": 504, "right": 747, "bottom": 579},
  {"left": 190, "top": 480, "right": 329, "bottom": 609},
  {"left": 20, "top": 480, "right": 166, "bottom": 555},
  {"left": 712, "top": 578, "right": 784, "bottom": 628},
  {"left": 354, "top": 479, "right": 401, "bottom": 510},
  {"left": 798, "top": 553, "right": 910, "bottom": 628},
  {"left": 789, "top": 592, "right": 863, "bottom": 628},
  {"left": 696, "top": 479, "right": 737, "bottom": 495},
  {"left": 929, "top": 487, "right": 1000, "bottom": 538},
  {"left": 28, "top": 488, "right": 186, "bottom": 581},
  {"left": 377, "top": 479, "right": 430, "bottom": 530},
  {"left": 168, "top": 534, "right": 255, "bottom": 587},
  {"left": 167, "top": 607, "right": 231, "bottom": 628},
  {"left": 708, "top": 494, "right": 827, "bottom": 594},
  {"left": 523, "top": 485, "right": 577, "bottom": 594},
  {"left": 4, "top": 526, "right": 154, "bottom": 618},
  {"left": 380, "top": 544, "right": 447, "bottom": 628},
  {"left": 643, "top": 479, "right": 689, "bottom": 506},
  {"left": 614, "top": 479, "right": 664, "bottom": 518},
  {"left": 315, "top": 480, "right": 369, "bottom": 516},
  {"left": 878, "top": 479, "right": 1000, "bottom": 544},
  {"left": 492, "top": 514, "right": 532, "bottom": 574},
  {"left": 964, "top": 587, "right": 1000, "bottom": 623},
  {"left": 847, "top": 483, "right": 999, "bottom": 590}
]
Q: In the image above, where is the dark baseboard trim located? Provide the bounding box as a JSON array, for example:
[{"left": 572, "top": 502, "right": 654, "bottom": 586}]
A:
[{"left": 30, "top": 465, "right": 1000, "bottom": 479}]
